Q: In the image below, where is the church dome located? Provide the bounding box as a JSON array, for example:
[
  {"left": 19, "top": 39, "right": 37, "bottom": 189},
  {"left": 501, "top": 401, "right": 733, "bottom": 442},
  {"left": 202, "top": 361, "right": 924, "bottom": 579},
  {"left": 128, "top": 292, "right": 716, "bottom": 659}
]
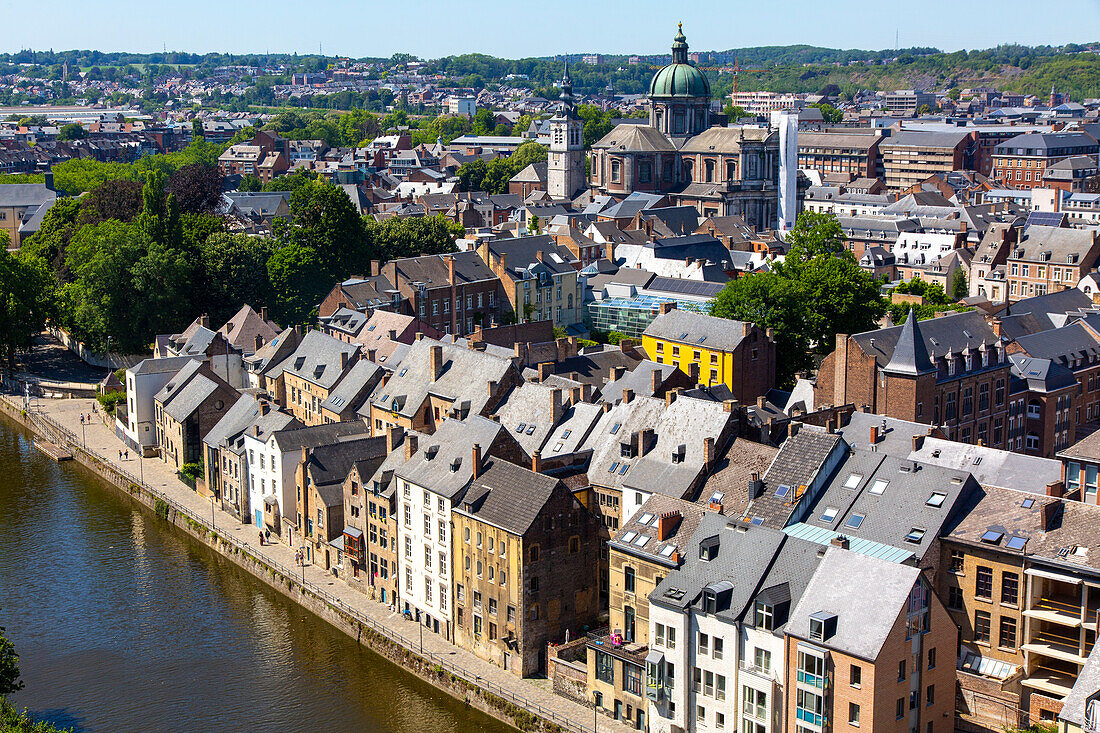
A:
[{"left": 648, "top": 24, "right": 710, "bottom": 99}]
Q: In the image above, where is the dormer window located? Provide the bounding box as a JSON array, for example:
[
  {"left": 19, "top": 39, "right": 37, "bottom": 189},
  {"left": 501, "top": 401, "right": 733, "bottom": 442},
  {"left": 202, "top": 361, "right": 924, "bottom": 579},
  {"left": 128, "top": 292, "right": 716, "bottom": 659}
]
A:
[
  {"left": 754, "top": 600, "right": 774, "bottom": 631},
  {"left": 809, "top": 611, "right": 838, "bottom": 641},
  {"left": 699, "top": 535, "right": 719, "bottom": 562}
]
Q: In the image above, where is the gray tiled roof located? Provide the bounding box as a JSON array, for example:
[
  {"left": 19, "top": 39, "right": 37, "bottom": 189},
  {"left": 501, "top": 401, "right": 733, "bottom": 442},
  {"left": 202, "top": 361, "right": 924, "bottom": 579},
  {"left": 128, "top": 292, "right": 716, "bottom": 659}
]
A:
[
  {"left": 912, "top": 436, "right": 1061, "bottom": 494},
  {"left": 745, "top": 430, "right": 844, "bottom": 527},
  {"left": 271, "top": 420, "right": 372, "bottom": 452},
  {"left": 320, "top": 358, "right": 382, "bottom": 414},
  {"left": 398, "top": 415, "right": 506, "bottom": 500},
  {"left": 787, "top": 547, "right": 920, "bottom": 660},
  {"left": 277, "top": 330, "right": 360, "bottom": 390},
  {"left": 130, "top": 355, "right": 198, "bottom": 376},
  {"left": 609, "top": 494, "right": 706, "bottom": 568},
  {"left": 850, "top": 310, "right": 1000, "bottom": 372},
  {"left": 492, "top": 382, "right": 565, "bottom": 456},
  {"left": 456, "top": 460, "right": 563, "bottom": 535},
  {"left": 883, "top": 310, "right": 935, "bottom": 376},
  {"left": 642, "top": 310, "right": 751, "bottom": 352}
]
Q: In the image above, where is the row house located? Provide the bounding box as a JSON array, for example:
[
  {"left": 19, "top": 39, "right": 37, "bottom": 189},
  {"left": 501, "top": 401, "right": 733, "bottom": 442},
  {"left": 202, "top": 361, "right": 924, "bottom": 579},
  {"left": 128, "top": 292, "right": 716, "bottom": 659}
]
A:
[
  {"left": 477, "top": 235, "right": 584, "bottom": 329},
  {"left": 1005, "top": 226, "right": 1100, "bottom": 301},
  {"left": 153, "top": 359, "right": 237, "bottom": 475},
  {"left": 795, "top": 131, "right": 883, "bottom": 181},
  {"left": 277, "top": 330, "right": 361, "bottom": 426},
  {"left": 380, "top": 251, "right": 506, "bottom": 337},
  {"left": 816, "top": 310, "right": 1012, "bottom": 448}
]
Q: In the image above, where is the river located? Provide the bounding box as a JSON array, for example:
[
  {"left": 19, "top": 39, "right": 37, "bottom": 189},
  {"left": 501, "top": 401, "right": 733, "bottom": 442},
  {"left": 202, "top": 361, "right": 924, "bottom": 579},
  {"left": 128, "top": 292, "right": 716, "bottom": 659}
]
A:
[{"left": 0, "top": 416, "right": 513, "bottom": 733}]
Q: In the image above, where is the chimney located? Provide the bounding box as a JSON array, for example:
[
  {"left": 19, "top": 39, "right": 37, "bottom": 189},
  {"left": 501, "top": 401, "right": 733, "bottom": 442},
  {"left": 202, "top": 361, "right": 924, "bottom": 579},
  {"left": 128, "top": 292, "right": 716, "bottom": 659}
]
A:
[
  {"left": 259, "top": 306, "right": 269, "bottom": 322},
  {"left": 551, "top": 388, "right": 563, "bottom": 424},
  {"left": 341, "top": 352, "right": 349, "bottom": 369},
  {"left": 610, "top": 366, "right": 626, "bottom": 382},
  {"left": 757, "top": 395, "right": 767, "bottom": 410},
  {"left": 657, "top": 511, "right": 682, "bottom": 541},
  {"left": 199, "top": 313, "right": 210, "bottom": 328},
  {"left": 300, "top": 446, "right": 309, "bottom": 464},
  {"left": 371, "top": 259, "right": 381, "bottom": 277},
  {"left": 826, "top": 417, "right": 836, "bottom": 434},
  {"left": 538, "top": 362, "right": 553, "bottom": 381},
  {"left": 260, "top": 401, "right": 270, "bottom": 416},
  {"left": 404, "top": 433, "right": 419, "bottom": 461},
  {"left": 536, "top": 250, "right": 544, "bottom": 262},
  {"left": 723, "top": 399, "right": 738, "bottom": 413},
  {"left": 514, "top": 342, "right": 524, "bottom": 359},
  {"left": 472, "top": 443, "right": 483, "bottom": 479},
  {"left": 658, "top": 301, "right": 677, "bottom": 315},
  {"left": 447, "top": 256, "right": 456, "bottom": 286},
  {"left": 367, "top": 348, "right": 377, "bottom": 362},
  {"left": 1042, "top": 498, "right": 1061, "bottom": 529},
  {"left": 990, "top": 317, "right": 1003, "bottom": 338},
  {"left": 430, "top": 345, "right": 444, "bottom": 381},
  {"left": 531, "top": 449, "right": 542, "bottom": 473},
  {"left": 388, "top": 329, "right": 397, "bottom": 341},
  {"left": 651, "top": 368, "right": 662, "bottom": 394},
  {"left": 602, "top": 401, "right": 613, "bottom": 413},
  {"left": 689, "top": 362, "right": 700, "bottom": 384},
  {"left": 742, "top": 322, "right": 751, "bottom": 337},
  {"left": 255, "top": 333, "right": 264, "bottom": 351},
  {"left": 386, "top": 425, "right": 404, "bottom": 454},
  {"left": 749, "top": 472, "right": 764, "bottom": 498},
  {"left": 571, "top": 386, "right": 583, "bottom": 405},
  {"left": 487, "top": 379, "right": 497, "bottom": 397},
  {"left": 703, "top": 437, "right": 716, "bottom": 468},
  {"left": 623, "top": 388, "right": 634, "bottom": 404},
  {"left": 415, "top": 331, "right": 425, "bottom": 341},
  {"left": 870, "top": 425, "right": 878, "bottom": 444},
  {"left": 581, "top": 383, "right": 593, "bottom": 402},
  {"left": 1047, "top": 481, "right": 1065, "bottom": 498},
  {"left": 666, "top": 389, "right": 678, "bottom": 407},
  {"left": 640, "top": 428, "right": 655, "bottom": 456},
  {"left": 831, "top": 535, "right": 850, "bottom": 550},
  {"left": 788, "top": 421, "right": 802, "bottom": 438},
  {"left": 912, "top": 434, "right": 925, "bottom": 451}
]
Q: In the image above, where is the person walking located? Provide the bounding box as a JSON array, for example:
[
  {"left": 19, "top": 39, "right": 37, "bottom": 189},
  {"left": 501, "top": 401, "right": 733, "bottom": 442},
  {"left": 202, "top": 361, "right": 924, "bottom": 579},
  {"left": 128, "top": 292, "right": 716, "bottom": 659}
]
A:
[{"left": 258, "top": 532, "right": 264, "bottom": 546}]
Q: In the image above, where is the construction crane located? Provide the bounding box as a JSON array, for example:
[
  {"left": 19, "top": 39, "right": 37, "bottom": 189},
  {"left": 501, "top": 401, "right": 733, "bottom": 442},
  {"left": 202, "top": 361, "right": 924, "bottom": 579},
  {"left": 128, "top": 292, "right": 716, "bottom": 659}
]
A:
[{"left": 729, "top": 57, "right": 766, "bottom": 98}]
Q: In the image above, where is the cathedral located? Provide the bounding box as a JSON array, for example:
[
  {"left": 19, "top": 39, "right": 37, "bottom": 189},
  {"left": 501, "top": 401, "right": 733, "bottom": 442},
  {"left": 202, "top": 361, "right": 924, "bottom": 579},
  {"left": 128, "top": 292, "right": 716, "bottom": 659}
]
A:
[{"left": 547, "top": 25, "right": 786, "bottom": 232}]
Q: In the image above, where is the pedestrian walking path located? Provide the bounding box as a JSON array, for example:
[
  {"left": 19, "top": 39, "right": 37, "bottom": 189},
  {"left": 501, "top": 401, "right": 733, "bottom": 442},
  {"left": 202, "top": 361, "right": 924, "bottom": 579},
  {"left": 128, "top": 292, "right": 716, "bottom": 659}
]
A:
[{"left": 13, "top": 396, "right": 627, "bottom": 733}]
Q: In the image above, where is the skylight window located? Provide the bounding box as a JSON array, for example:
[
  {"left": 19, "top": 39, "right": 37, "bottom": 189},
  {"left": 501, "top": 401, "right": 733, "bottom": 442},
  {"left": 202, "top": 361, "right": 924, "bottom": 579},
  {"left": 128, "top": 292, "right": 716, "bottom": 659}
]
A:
[
  {"left": 609, "top": 462, "right": 619, "bottom": 473},
  {"left": 561, "top": 429, "right": 571, "bottom": 439},
  {"left": 516, "top": 423, "right": 527, "bottom": 433},
  {"left": 1006, "top": 536, "right": 1027, "bottom": 551},
  {"left": 610, "top": 422, "right": 621, "bottom": 435},
  {"left": 927, "top": 492, "right": 947, "bottom": 508},
  {"left": 619, "top": 463, "right": 630, "bottom": 475},
  {"left": 399, "top": 368, "right": 408, "bottom": 377},
  {"left": 980, "top": 530, "right": 1003, "bottom": 545},
  {"left": 660, "top": 545, "right": 676, "bottom": 557},
  {"left": 821, "top": 506, "right": 839, "bottom": 523},
  {"left": 905, "top": 528, "right": 926, "bottom": 543},
  {"left": 775, "top": 484, "right": 791, "bottom": 498},
  {"left": 846, "top": 514, "right": 864, "bottom": 529},
  {"left": 639, "top": 513, "right": 655, "bottom": 525},
  {"left": 553, "top": 442, "right": 564, "bottom": 452},
  {"left": 526, "top": 425, "right": 536, "bottom": 435},
  {"left": 709, "top": 491, "right": 724, "bottom": 504},
  {"left": 633, "top": 535, "right": 650, "bottom": 547},
  {"left": 869, "top": 479, "right": 889, "bottom": 495},
  {"left": 750, "top": 517, "right": 764, "bottom": 526},
  {"left": 621, "top": 531, "right": 638, "bottom": 544},
  {"left": 844, "top": 473, "right": 863, "bottom": 489},
  {"left": 1022, "top": 498, "right": 1035, "bottom": 509}
]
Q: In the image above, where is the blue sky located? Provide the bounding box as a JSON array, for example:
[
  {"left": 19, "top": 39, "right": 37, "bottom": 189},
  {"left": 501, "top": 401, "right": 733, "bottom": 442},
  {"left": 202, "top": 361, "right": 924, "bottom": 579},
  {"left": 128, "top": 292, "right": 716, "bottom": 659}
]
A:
[{"left": 5, "top": 0, "right": 1099, "bottom": 58}]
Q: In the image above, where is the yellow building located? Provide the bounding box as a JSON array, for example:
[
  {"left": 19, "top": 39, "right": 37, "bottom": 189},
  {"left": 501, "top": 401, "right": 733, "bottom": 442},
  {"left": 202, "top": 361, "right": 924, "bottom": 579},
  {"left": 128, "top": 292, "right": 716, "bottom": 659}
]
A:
[{"left": 640, "top": 304, "right": 775, "bottom": 403}]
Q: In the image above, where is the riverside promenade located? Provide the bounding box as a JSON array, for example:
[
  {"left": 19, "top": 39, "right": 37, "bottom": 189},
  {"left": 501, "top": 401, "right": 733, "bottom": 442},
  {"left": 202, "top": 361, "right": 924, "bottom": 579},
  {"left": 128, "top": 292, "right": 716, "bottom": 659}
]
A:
[{"left": 4, "top": 393, "right": 627, "bottom": 733}]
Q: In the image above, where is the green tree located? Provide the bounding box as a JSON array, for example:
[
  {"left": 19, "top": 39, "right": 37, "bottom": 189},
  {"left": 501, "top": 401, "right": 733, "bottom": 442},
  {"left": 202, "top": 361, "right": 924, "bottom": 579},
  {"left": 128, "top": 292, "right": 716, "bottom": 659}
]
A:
[
  {"left": 712, "top": 211, "right": 885, "bottom": 386},
  {"left": 283, "top": 178, "right": 371, "bottom": 275},
  {"left": 723, "top": 103, "right": 747, "bottom": 120},
  {"left": 192, "top": 118, "right": 203, "bottom": 139},
  {"left": 364, "top": 214, "right": 462, "bottom": 261},
  {"left": 238, "top": 174, "right": 263, "bottom": 192},
  {"left": 809, "top": 103, "right": 843, "bottom": 123},
  {"left": 950, "top": 267, "right": 968, "bottom": 300},
  {"left": 57, "top": 122, "right": 87, "bottom": 141},
  {"left": 267, "top": 243, "right": 324, "bottom": 325},
  {"left": 472, "top": 107, "right": 495, "bottom": 135},
  {"left": 0, "top": 611, "right": 23, "bottom": 695},
  {"left": 0, "top": 246, "right": 54, "bottom": 372},
  {"left": 200, "top": 233, "right": 275, "bottom": 323}
]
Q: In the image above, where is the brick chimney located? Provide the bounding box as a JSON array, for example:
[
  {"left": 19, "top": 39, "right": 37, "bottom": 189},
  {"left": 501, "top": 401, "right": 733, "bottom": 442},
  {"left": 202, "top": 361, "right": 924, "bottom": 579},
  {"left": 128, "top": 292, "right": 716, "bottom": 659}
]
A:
[
  {"left": 831, "top": 535, "right": 850, "bottom": 550},
  {"left": 551, "top": 388, "right": 563, "bottom": 424},
  {"left": 371, "top": 260, "right": 380, "bottom": 277},
  {"left": 536, "top": 250, "right": 544, "bottom": 262},
  {"left": 514, "top": 342, "right": 524, "bottom": 360},
  {"left": 623, "top": 388, "right": 634, "bottom": 404},
  {"left": 703, "top": 437, "right": 716, "bottom": 468},
  {"left": 666, "top": 389, "right": 678, "bottom": 407},
  {"left": 610, "top": 366, "right": 626, "bottom": 382},
  {"left": 487, "top": 379, "right": 497, "bottom": 398},
  {"left": 723, "top": 399, "right": 738, "bottom": 413},
  {"left": 388, "top": 329, "right": 398, "bottom": 341},
  {"left": 367, "top": 348, "right": 377, "bottom": 362},
  {"left": 447, "top": 256, "right": 456, "bottom": 286},
  {"left": 870, "top": 425, "right": 878, "bottom": 444},
  {"left": 404, "top": 433, "right": 419, "bottom": 461},
  {"left": 742, "top": 322, "right": 751, "bottom": 337},
  {"left": 640, "top": 428, "right": 655, "bottom": 456},
  {"left": 912, "top": 434, "right": 925, "bottom": 451},
  {"left": 531, "top": 449, "right": 542, "bottom": 473},
  {"left": 255, "top": 333, "right": 265, "bottom": 351},
  {"left": 826, "top": 417, "right": 836, "bottom": 434},
  {"left": 415, "top": 331, "right": 424, "bottom": 341},
  {"left": 538, "top": 362, "right": 553, "bottom": 381},
  {"left": 472, "top": 443, "right": 483, "bottom": 479},
  {"left": 757, "top": 395, "right": 767, "bottom": 409},
  {"left": 1047, "top": 481, "right": 1065, "bottom": 498},
  {"left": 1042, "top": 498, "right": 1061, "bottom": 529},
  {"left": 651, "top": 368, "right": 662, "bottom": 394},
  {"left": 341, "top": 352, "right": 349, "bottom": 369},
  {"left": 658, "top": 301, "right": 677, "bottom": 315},
  {"left": 199, "top": 313, "right": 210, "bottom": 328},
  {"left": 430, "top": 345, "right": 444, "bottom": 381},
  {"left": 386, "top": 425, "right": 403, "bottom": 454},
  {"left": 657, "top": 510, "right": 682, "bottom": 541},
  {"left": 300, "top": 446, "right": 309, "bottom": 463},
  {"left": 602, "top": 402, "right": 613, "bottom": 413}
]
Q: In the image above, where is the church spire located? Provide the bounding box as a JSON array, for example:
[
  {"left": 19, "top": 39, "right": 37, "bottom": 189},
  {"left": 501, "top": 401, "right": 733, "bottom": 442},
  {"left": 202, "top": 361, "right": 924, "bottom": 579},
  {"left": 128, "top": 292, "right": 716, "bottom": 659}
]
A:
[
  {"left": 671, "top": 22, "right": 689, "bottom": 64},
  {"left": 558, "top": 57, "right": 576, "bottom": 118}
]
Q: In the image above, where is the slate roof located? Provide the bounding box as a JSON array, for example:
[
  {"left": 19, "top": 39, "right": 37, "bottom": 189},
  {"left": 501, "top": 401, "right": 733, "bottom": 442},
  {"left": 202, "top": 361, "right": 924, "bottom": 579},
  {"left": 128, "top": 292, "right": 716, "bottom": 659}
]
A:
[
  {"left": 540, "top": 402, "right": 604, "bottom": 458},
  {"left": 1015, "top": 322, "right": 1100, "bottom": 369},
  {"left": 321, "top": 358, "right": 382, "bottom": 414},
  {"left": 642, "top": 310, "right": 752, "bottom": 352},
  {"left": 130, "top": 355, "right": 197, "bottom": 376},
  {"left": 746, "top": 430, "right": 844, "bottom": 527},
  {"left": 0, "top": 183, "right": 56, "bottom": 207},
  {"left": 271, "top": 420, "right": 372, "bottom": 453},
  {"left": 492, "top": 382, "right": 565, "bottom": 455},
  {"left": 593, "top": 124, "right": 677, "bottom": 152},
  {"left": 388, "top": 250, "right": 498, "bottom": 287},
  {"left": 218, "top": 304, "right": 280, "bottom": 353},
  {"left": 603, "top": 360, "right": 680, "bottom": 402},
  {"left": 883, "top": 310, "right": 935, "bottom": 376},
  {"left": 680, "top": 126, "right": 776, "bottom": 154},
  {"left": 547, "top": 345, "right": 644, "bottom": 391},
  {"left": 997, "top": 288, "right": 1096, "bottom": 338},
  {"left": 608, "top": 495, "right": 706, "bottom": 568},
  {"left": 331, "top": 275, "right": 398, "bottom": 310},
  {"left": 246, "top": 327, "right": 304, "bottom": 378},
  {"left": 456, "top": 460, "right": 564, "bottom": 535},
  {"left": 204, "top": 393, "right": 266, "bottom": 449},
  {"left": 368, "top": 338, "right": 517, "bottom": 420},
  {"left": 787, "top": 547, "right": 920, "bottom": 660},
  {"left": 277, "top": 330, "right": 359, "bottom": 390},
  {"left": 850, "top": 310, "right": 1000, "bottom": 372},
  {"left": 1009, "top": 354, "right": 1078, "bottom": 393},
  {"left": 1013, "top": 224, "right": 1098, "bottom": 264},
  {"left": 697, "top": 438, "right": 780, "bottom": 517},
  {"left": 397, "top": 415, "right": 506, "bottom": 499},
  {"left": 307, "top": 436, "right": 389, "bottom": 505},
  {"left": 156, "top": 361, "right": 233, "bottom": 423},
  {"left": 485, "top": 235, "right": 579, "bottom": 278}
]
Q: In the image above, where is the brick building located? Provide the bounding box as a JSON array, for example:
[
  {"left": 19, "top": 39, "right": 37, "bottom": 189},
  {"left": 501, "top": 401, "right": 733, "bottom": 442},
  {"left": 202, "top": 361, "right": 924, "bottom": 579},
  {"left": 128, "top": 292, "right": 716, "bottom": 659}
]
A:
[
  {"left": 1005, "top": 225, "right": 1100, "bottom": 301},
  {"left": 816, "top": 310, "right": 1011, "bottom": 447},
  {"left": 880, "top": 130, "right": 978, "bottom": 191},
  {"left": 380, "top": 251, "right": 506, "bottom": 337},
  {"left": 796, "top": 131, "right": 883, "bottom": 181},
  {"left": 991, "top": 132, "right": 1099, "bottom": 191}
]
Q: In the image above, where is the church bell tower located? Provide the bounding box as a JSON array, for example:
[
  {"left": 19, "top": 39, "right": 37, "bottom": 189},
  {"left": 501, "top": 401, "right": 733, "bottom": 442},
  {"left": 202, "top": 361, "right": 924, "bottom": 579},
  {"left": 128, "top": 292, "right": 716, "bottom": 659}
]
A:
[{"left": 547, "top": 60, "right": 585, "bottom": 200}]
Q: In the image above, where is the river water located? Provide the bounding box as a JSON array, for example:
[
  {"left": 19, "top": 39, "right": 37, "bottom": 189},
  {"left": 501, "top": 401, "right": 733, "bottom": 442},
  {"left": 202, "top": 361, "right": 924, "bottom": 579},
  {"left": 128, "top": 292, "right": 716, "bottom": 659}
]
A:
[{"left": 0, "top": 416, "right": 512, "bottom": 733}]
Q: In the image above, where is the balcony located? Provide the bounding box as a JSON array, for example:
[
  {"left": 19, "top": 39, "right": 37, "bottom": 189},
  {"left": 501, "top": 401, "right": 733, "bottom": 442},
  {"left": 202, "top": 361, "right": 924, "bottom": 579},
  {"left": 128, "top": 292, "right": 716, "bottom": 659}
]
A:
[
  {"left": 1023, "top": 631, "right": 1087, "bottom": 665},
  {"left": 1025, "top": 596, "right": 1083, "bottom": 627},
  {"left": 1022, "top": 666, "right": 1077, "bottom": 697}
]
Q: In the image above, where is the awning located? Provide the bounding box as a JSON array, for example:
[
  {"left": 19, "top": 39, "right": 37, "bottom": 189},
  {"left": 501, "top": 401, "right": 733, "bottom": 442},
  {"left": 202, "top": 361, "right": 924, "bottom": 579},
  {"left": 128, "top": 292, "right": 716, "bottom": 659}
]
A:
[
  {"left": 343, "top": 526, "right": 364, "bottom": 539},
  {"left": 1026, "top": 566, "right": 1083, "bottom": 585},
  {"left": 645, "top": 649, "right": 664, "bottom": 666}
]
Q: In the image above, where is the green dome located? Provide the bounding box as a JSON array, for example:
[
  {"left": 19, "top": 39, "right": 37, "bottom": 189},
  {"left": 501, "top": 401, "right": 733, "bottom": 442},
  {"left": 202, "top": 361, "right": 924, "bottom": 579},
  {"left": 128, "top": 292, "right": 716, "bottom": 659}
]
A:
[{"left": 648, "top": 62, "right": 710, "bottom": 99}]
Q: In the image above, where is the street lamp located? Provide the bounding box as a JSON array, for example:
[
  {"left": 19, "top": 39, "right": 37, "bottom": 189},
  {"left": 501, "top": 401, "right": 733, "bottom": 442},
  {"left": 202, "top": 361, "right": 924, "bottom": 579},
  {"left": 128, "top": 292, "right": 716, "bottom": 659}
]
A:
[
  {"left": 80, "top": 419, "right": 86, "bottom": 449},
  {"left": 105, "top": 336, "right": 112, "bottom": 374},
  {"left": 416, "top": 609, "right": 423, "bottom": 655},
  {"left": 210, "top": 494, "right": 216, "bottom": 530},
  {"left": 138, "top": 451, "right": 144, "bottom": 486}
]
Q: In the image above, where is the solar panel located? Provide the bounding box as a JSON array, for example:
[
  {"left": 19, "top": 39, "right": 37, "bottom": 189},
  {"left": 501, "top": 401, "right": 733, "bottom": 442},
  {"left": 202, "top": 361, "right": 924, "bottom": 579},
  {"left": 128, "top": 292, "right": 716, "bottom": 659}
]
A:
[
  {"left": 1006, "top": 536, "right": 1027, "bottom": 551},
  {"left": 1025, "top": 211, "right": 1066, "bottom": 230}
]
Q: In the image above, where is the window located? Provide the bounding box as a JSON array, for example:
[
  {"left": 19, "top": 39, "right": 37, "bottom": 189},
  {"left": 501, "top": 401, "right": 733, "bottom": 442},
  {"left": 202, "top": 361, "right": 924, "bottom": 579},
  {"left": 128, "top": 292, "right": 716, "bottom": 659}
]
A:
[
  {"left": 896, "top": 698, "right": 905, "bottom": 720},
  {"left": 950, "top": 550, "right": 964, "bottom": 573},
  {"left": 898, "top": 659, "right": 906, "bottom": 682},
  {"left": 754, "top": 647, "right": 771, "bottom": 674},
  {"left": 667, "top": 627, "right": 676, "bottom": 649},
  {"left": 625, "top": 664, "right": 642, "bottom": 695},
  {"left": 849, "top": 702, "right": 861, "bottom": 727},
  {"left": 698, "top": 632, "right": 709, "bottom": 656},
  {"left": 975, "top": 610, "right": 991, "bottom": 643},
  {"left": 713, "top": 637, "right": 723, "bottom": 660},
  {"left": 999, "top": 617, "right": 1017, "bottom": 650},
  {"left": 754, "top": 601, "right": 774, "bottom": 631},
  {"left": 624, "top": 566, "right": 636, "bottom": 593},
  {"left": 850, "top": 664, "right": 861, "bottom": 688},
  {"left": 655, "top": 623, "right": 665, "bottom": 646},
  {"left": 1002, "top": 572, "right": 1019, "bottom": 605},
  {"left": 976, "top": 566, "right": 993, "bottom": 599},
  {"left": 743, "top": 686, "right": 766, "bottom": 719}
]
